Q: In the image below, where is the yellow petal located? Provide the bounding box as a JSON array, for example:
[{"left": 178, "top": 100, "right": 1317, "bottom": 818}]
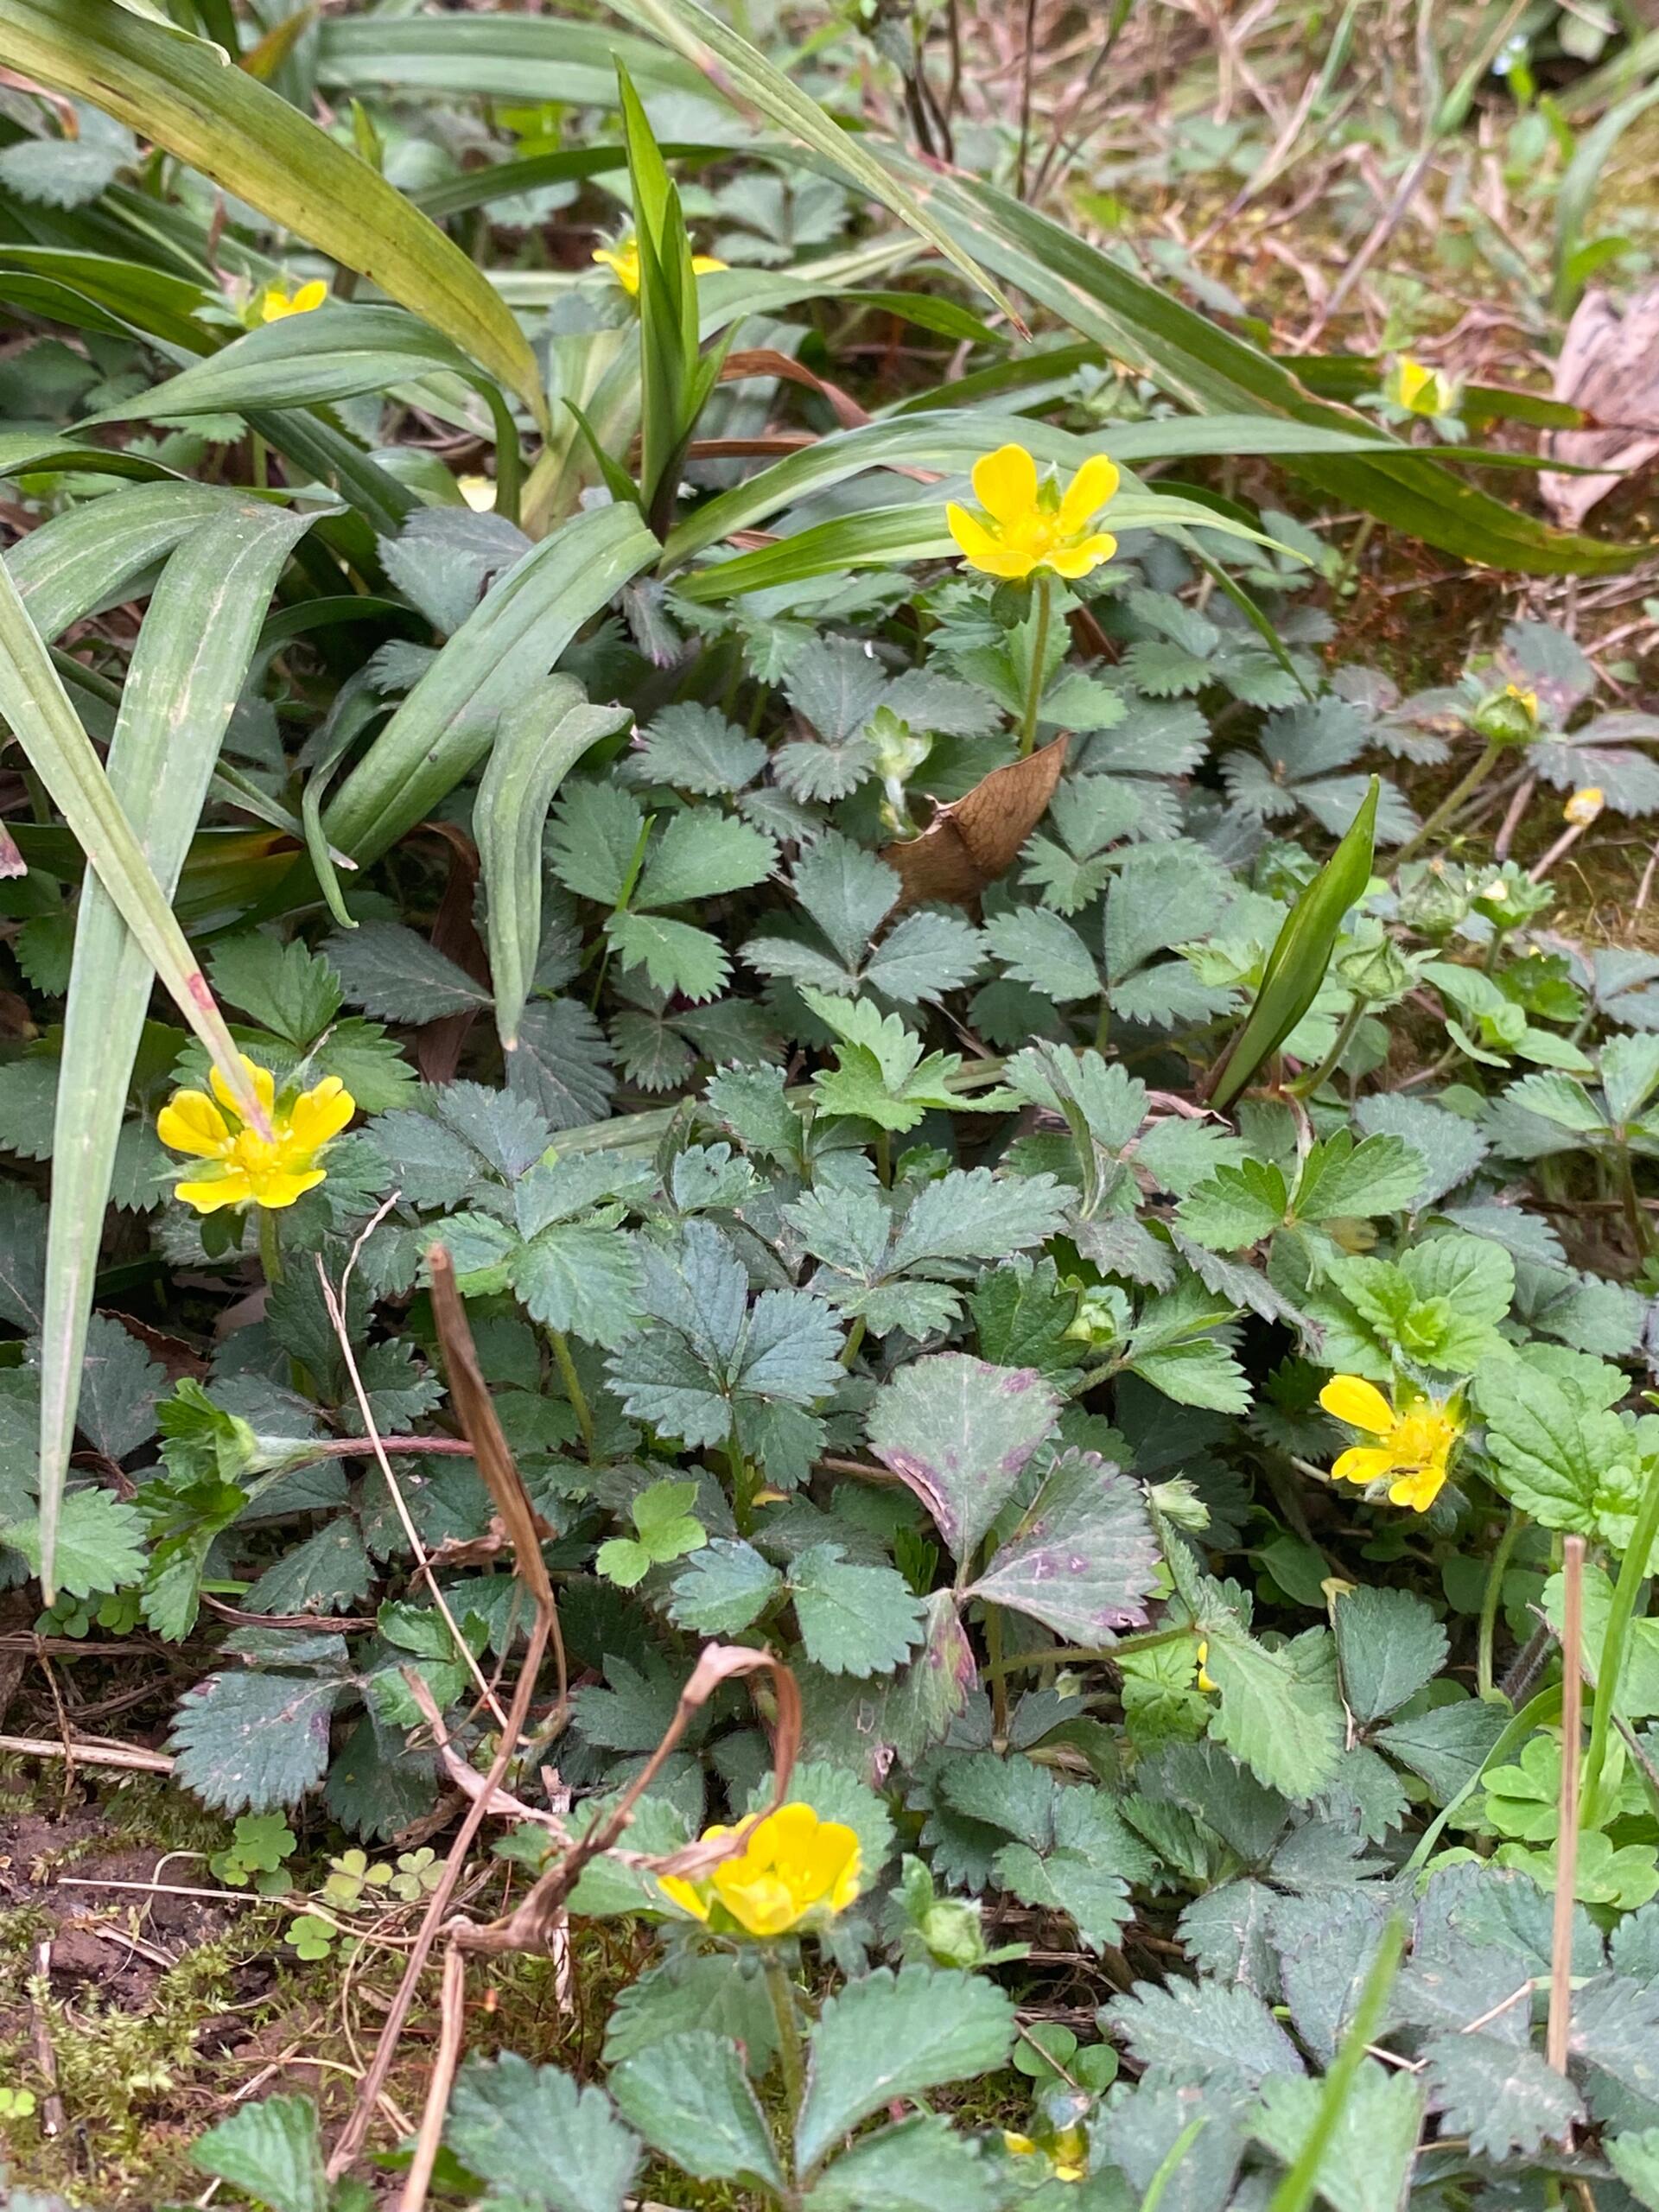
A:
[
  {"left": 292, "top": 279, "right": 328, "bottom": 313},
  {"left": 691, "top": 254, "right": 728, "bottom": 276},
  {"left": 655, "top": 1873, "right": 711, "bottom": 1921},
  {"left": 156, "top": 1090, "right": 231, "bottom": 1158},
  {"left": 260, "top": 289, "right": 292, "bottom": 322},
  {"left": 210, "top": 1055, "right": 275, "bottom": 1123},
  {"left": 946, "top": 501, "right": 1002, "bottom": 567},
  {"left": 1331, "top": 1445, "right": 1396, "bottom": 1488},
  {"left": 1056, "top": 454, "right": 1120, "bottom": 533},
  {"left": 714, "top": 1868, "right": 798, "bottom": 1936},
  {"left": 1388, "top": 1461, "right": 1446, "bottom": 1513},
  {"left": 970, "top": 443, "right": 1039, "bottom": 528},
  {"left": 1046, "top": 531, "right": 1117, "bottom": 579},
  {"left": 1319, "top": 1375, "right": 1395, "bottom": 1435},
  {"left": 288, "top": 1077, "right": 355, "bottom": 1151},
  {"left": 248, "top": 1166, "right": 325, "bottom": 1211},
  {"left": 175, "top": 1169, "right": 252, "bottom": 1214},
  {"left": 1004, "top": 2134, "right": 1039, "bottom": 2158}
]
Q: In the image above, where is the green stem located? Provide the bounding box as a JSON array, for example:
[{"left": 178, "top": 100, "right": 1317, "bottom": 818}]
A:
[
  {"left": 766, "top": 1955, "right": 805, "bottom": 2123},
  {"left": 728, "top": 1426, "right": 759, "bottom": 1536},
  {"left": 839, "top": 1317, "right": 866, "bottom": 1370},
  {"left": 1580, "top": 1456, "right": 1659, "bottom": 1829},
  {"left": 548, "top": 1330, "right": 594, "bottom": 1456},
  {"left": 1615, "top": 1140, "right": 1658, "bottom": 1263},
  {"left": 257, "top": 1206, "right": 284, "bottom": 1286},
  {"left": 1019, "top": 571, "right": 1053, "bottom": 758},
  {"left": 1287, "top": 997, "right": 1367, "bottom": 1098},
  {"left": 1394, "top": 736, "right": 1504, "bottom": 868},
  {"left": 1478, "top": 1509, "right": 1528, "bottom": 1702},
  {"left": 981, "top": 1624, "right": 1196, "bottom": 1679},
  {"left": 983, "top": 1595, "right": 1009, "bottom": 1741}
]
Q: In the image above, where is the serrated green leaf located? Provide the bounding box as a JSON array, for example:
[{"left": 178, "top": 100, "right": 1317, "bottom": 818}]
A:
[
  {"left": 1202, "top": 1624, "right": 1344, "bottom": 1800},
  {"left": 791, "top": 1541, "right": 926, "bottom": 1677},
  {"left": 1332, "top": 1586, "right": 1449, "bottom": 1725},
  {"left": 447, "top": 2053, "right": 641, "bottom": 2212},
  {"left": 610, "top": 2030, "right": 782, "bottom": 2188},
  {"left": 795, "top": 1966, "right": 1015, "bottom": 2175},
  {"left": 968, "top": 1448, "right": 1160, "bottom": 1643},
  {"left": 191, "top": 2094, "right": 328, "bottom": 2212}
]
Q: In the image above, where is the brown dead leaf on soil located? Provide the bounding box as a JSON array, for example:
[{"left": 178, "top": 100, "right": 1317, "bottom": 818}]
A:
[
  {"left": 1541, "top": 283, "right": 1659, "bottom": 529},
  {"left": 881, "top": 734, "right": 1068, "bottom": 907}
]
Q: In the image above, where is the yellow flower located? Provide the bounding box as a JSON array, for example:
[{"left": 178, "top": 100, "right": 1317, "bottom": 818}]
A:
[
  {"left": 1003, "top": 2126, "right": 1087, "bottom": 2183},
  {"left": 655, "top": 1802, "right": 861, "bottom": 1938},
  {"left": 946, "top": 444, "right": 1119, "bottom": 582},
  {"left": 1505, "top": 683, "right": 1539, "bottom": 720},
  {"left": 158, "top": 1056, "right": 355, "bottom": 1215},
  {"left": 592, "top": 235, "right": 728, "bottom": 298},
  {"left": 1195, "top": 1639, "right": 1216, "bottom": 1694},
  {"left": 1565, "top": 786, "right": 1605, "bottom": 827},
  {"left": 260, "top": 277, "right": 328, "bottom": 323},
  {"left": 456, "top": 474, "right": 497, "bottom": 513},
  {"left": 1318, "top": 1375, "right": 1462, "bottom": 1513},
  {"left": 1387, "top": 355, "right": 1457, "bottom": 417}
]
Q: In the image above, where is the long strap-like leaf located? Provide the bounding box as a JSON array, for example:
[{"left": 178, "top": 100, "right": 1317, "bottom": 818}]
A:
[
  {"left": 31, "top": 501, "right": 311, "bottom": 1598},
  {"left": 323, "top": 502, "right": 658, "bottom": 867},
  {"left": 476, "top": 680, "right": 632, "bottom": 1049},
  {"left": 0, "top": 0, "right": 545, "bottom": 433}
]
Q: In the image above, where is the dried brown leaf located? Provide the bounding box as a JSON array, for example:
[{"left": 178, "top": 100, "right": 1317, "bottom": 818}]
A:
[{"left": 882, "top": 733, "right": 1069, "bottom": 908}]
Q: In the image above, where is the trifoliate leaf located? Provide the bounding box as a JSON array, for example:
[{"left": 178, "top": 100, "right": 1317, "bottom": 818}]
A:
[
  {"left": 794, "top": 1967, "right": 1015, "bottom": 2174},
  {"left": 867, "top": 1351, "right": 1060, "bottom": 1562},
  {"left": 606, "top": 1220, "right": 842, "bottom": 1484}
]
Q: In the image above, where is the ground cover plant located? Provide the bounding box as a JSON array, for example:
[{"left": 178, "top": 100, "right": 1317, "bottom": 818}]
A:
[{"left": 2, "top": 0, "right": 1659, "bottom": 2207}]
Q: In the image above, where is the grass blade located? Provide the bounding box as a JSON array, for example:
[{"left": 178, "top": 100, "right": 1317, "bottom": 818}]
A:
[
  {"left": 1265, "top": 1915, "right": 1408, "bottom": 2212},
  {"left": 601, "top": 0, "right": 1020, "bottom": 328},
  {"left": 0, "top": 0, "right": 546, "bottom": 430},
  {"left": 1207, "top": 779, "right": 1378, "bottom": 1111},
  {"left": 24, "top": 502, "right": 310, "bottom": 1594}
]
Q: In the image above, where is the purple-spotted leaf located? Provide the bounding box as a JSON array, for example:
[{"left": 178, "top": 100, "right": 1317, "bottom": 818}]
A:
[
  {"left": 867, "top": 1351, "right": 1059, "bottom": 1564},
  {"left": 966, "top": 1449, "right": 1160, "bottom": 1643}
]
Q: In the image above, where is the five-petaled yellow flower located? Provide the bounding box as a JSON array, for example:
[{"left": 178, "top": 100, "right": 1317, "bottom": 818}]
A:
[
  {"left": 158, "top": 1056, "right": 355, "bottom": 1215},
  {"left": 946, "top": 443, "right": 1120, "bottom": 582},
  {"left": 1387, "top": 356, "right": 1458, "bottom": 417},
  {"left": 260, "top": 278, "right": 328, "bottom": 324},
  {"left": 592, "top": 235, "right": 728, "bottom": 298},
  {"left": 656, "top": 1802, "right": 861, "bottom": 1938},
  {"left": 1319, "top": 1375, "right": 1462, "bottom": 1513}
]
